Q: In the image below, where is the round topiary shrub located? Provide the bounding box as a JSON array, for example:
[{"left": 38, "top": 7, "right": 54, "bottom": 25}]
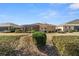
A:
[{"left": 32, "top": 32, "right": 47, "bottom": 47}]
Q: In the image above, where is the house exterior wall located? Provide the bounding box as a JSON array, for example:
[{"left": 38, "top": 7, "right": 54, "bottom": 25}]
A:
[
  {"left": 56, "top": 25, "right": 75, "bottom": 32},
  {"left": 0, "top": 27, "right": 8, "bottom": 32},
  {"left": 56, "top": 26, "right": 64, "bottom": 32},
  {"left": 0, "top": 26, "right": 21, "bottom": 32},
  {"left": 74, "top": 26, "right": 79, "bottom": 31},
  {"left": 56, "top": 24, "right": 79, "bottom": 32},
  {"left": 22, "top": 25, "right": 40, "bottom": 32},
  {"left": 22, "top": 24, "right": 56, "bottom": 33},
  {"left": 39, "top": 24, "right": 56, "bottom": 32},
  {"left": 0, "top": 26, "right": 16, "bottom": 32}
]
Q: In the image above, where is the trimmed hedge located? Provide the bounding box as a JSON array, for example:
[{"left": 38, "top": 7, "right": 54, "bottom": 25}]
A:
[{"left": 32, "top": 32, "right": 47, "bottom": 47}]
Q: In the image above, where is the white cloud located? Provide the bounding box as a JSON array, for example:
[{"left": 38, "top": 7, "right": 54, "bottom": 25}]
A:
[
  {"left": 48, "top": 3, "right": 66, "bottom": 6},
  {"left": 67, "top": 3, "right": 79, "bottom": 17},
  {"left": 69, "top": 3, "right": 79, "bottom": 10},
  {"left": 39, "top": 10, "right": 59, "bottom": 19},
  {"left": 36, "top": 10, "right": 59, "bottom": 23}
]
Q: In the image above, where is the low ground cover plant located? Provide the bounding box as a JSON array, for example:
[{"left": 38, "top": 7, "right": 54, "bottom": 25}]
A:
[{"left": 52, "top": 36, "right": 79, "bottom": 56}]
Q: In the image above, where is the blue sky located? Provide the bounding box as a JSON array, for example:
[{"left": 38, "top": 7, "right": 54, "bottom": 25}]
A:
[{"left": 0, "top": 3, "right": 79, "bottom": 25}]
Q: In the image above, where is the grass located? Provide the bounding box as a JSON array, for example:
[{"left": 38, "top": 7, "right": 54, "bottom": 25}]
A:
[
  {"left": 0, "top": 35, "right": 46, "bottom": 56},
  {"left": 0, "top": 35, "right": 22, "bottom": 56},
  {"left": 0, "top": 36, "right": 20, "bottom": 40},
  {"left": 52, "top": 36, "right": 79, "bottom": 56},
  {"left": 0, "top": 33, "right": 79, "bottom": 56}
]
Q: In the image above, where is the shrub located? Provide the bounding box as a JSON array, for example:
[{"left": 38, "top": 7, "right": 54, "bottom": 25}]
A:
[
  {"left": 15, "top": 29, "right": 23, "bottom": 33},
  {"left": 32, "top": 32, "right": 47, "bottom": 47},
  {"left": 67, "top": 30, "right": 74, "bottom": 33},
  {"left": 10, "top": 28, "right": 15, "bottom": 32},
  {"left": 31, "top": 30, "right": 37, "bottom": 33},
  {"left": 67, "top": 30, "right": 78, "bottom": 33}
]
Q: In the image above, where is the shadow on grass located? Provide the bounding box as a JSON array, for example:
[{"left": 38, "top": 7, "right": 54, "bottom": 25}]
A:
[{"left": 38, "top": 45, "right": 60, "bottom": 56}]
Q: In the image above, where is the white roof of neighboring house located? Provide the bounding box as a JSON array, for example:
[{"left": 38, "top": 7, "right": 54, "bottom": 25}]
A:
[
  {"left": 63, "top": 24, "right": 79, "bottom": 26},
  {"left": 0, "top": 23, "right": 21, "bottom": 28},
  {"left": 58, "top": 24, "right": 79, "bottom": 26}
]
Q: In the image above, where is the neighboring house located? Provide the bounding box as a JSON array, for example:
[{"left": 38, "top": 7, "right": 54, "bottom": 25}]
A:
[
  {"left": 1, "top": 22, "right": 79, "bottom": 33},
  {"left": 22, "top": 23, "right": 56, "bottom": 33},
  {"left": 36, "top": 23, "right": 56, "bottom": 32},
  {"left": 56, "top": 24, "right": 79, "bottom": 32},
  {"left": 64, "top": 24, "right": 79, "bottom": 31},
  {"left": 0, "top": 23, "right": 21, "bottom": 32},
  {"left": 21, "top": 24, "right": 39, "bottom": 32},
  {"left": 56, "top": 25, "right": 64, "bottom": 32}
]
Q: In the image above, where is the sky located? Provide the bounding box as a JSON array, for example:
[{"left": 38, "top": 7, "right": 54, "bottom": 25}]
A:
[{"left": 0, "top": 3, "right": 79, "bottom": 25}]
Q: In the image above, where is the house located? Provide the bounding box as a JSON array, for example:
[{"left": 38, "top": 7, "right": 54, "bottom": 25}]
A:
[
  {"left": 22, "top": 23, "right": 56, "bottom": 33},
  {"left": 56, "top": 24, "right": 79, "bottom": 32},
  {"left": 0, "top": 23, "right": 21, "bottom": 32},
  {"left": 64, "top": 24, "right": 79, "bottom": 31},
  {"left": 56, "top": 25, "right": 64, "bottom": 32},
  {"left": 36, "top": 23, "right": 56, "bottom": 32},
  {"left": 21, "top": 24, "right": 39, "bottom": 32}
]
